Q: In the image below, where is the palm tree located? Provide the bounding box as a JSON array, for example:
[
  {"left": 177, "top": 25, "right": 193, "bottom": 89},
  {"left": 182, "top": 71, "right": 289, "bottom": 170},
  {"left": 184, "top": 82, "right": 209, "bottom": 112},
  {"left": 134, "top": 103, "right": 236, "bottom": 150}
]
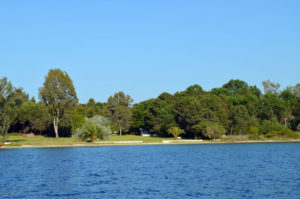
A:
[
  {"left": 168, "top": 127, "right": 185, "bottom": 140},
  {"left": 82, "top": 122, "right": 103, "bottom": 142}
]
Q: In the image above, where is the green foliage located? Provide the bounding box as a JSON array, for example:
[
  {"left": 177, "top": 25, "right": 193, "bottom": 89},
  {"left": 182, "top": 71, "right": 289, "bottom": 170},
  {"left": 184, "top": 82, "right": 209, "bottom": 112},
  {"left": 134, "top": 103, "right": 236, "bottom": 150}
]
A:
[
  {"left": 106, "top": 91, "right": 133, "bottom": 135},
  {"left": 184, "top": 84, "right": 204, "bottom": 97},
  {"left": 264, "top": 131, "right": 282, "bottom": 138},
  {"left": 39, "top": 69, "right": 78, "bottom": 138},
  {"left": 260, "top": 120, "right": 284, "bottom": 134},
  {"left": 85, "top": 98, "right": 105, "bottom": 118},
  {"left": 247, "top": 126, "right": 260, "bottom": 140},
  {"left": 260, "top": 93, "right": 285, "bottom": 120},
  {"left": 229, "top": 105, "right": 250, "bottom": 135},
  {"left": 0, "top": 135, "right": 7, "bottom": 143},
  {"left": 0, "top": 77, "right": 28, "bottom": 136},
  {"left": 168, "top": 126, "right": 185, "bottom": 139},
  {"left": 131, "top": 98, "right": 176, "bottom": 137},
  {"left": 16, "top": 101, "right": 51, "bottom": 133},
  {"left": 2, "top": 74, "right": 300, "bottom": 142},
  {"left": 297, "top": 124, "right": 300, "bottom": 132},
  {"left": 203, "top": 123, "right": 226, "bottom": 139},
  {"left": 173, "top": 93, "right": 227, "bottom": 138},
  {"left": 73, "top": 115, "right": 112, "bottom": 141},
  {"left": 71, "top": 111, "right": 85, "bottom": 130},
  {"left": 223, "top": 79, "right": 248, "bottom": 93},
  {"left": 81, "top": 122, "right": 103, "bottom": 142},
  {"left": 265, "top": 128, "right": 299, "bottom": 139},
  {"left": 281, "top": 128, "right": 299, "bottom": 139}
]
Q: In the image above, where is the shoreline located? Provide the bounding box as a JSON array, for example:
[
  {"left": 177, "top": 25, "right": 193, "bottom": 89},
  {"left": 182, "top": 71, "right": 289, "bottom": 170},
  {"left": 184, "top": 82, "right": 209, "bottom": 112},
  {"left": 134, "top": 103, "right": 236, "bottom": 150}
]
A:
[{"left": 1, "top": 139, "right": 300, "bottom": 149}]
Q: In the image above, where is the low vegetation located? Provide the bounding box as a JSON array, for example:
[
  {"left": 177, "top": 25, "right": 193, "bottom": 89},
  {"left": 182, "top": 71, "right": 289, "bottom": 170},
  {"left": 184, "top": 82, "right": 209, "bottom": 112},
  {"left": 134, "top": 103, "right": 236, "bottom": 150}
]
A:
[{"left": 168, "top": 127, "right": 185, "bottom": 140}]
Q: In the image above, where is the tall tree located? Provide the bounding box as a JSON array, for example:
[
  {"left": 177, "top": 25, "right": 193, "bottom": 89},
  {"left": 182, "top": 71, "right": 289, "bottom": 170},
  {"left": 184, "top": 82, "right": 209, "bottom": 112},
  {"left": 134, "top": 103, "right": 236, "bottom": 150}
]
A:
[
  {"left": 106, "top": 91, "right": 133, "bottom": 135},
  {"left": 0, "top": 77, "right": 28, "bottom": 136},
  {"left": 287, "top": 83, "right": 300, "bottom": 98},
  {"left": 17, "top": 101, "right": 51, "bottom": 134},
  {"left": 262, "top": 80, "right": 281, "bottom": 94},
  {"left": 223, "top": 79, "right": 248, "bottom": 93},
  {"left": 39, "top": 69, "right": 78, "bottom": 138}
]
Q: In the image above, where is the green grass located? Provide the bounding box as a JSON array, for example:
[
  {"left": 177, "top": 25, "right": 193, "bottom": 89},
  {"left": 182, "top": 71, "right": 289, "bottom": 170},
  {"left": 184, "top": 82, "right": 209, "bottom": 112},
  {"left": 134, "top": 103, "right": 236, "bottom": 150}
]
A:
[
  {"left": 3, "top": 133, "right": 300, "bottom": 147},
  {"left": 5, "top": 133, "right": 83, "bottom": 146},
  {"left": 108, "top": 134, "right": 174, "bottom": 143},
  {"left": 3, "top": 133, "right": 174, "bottom": 147}
]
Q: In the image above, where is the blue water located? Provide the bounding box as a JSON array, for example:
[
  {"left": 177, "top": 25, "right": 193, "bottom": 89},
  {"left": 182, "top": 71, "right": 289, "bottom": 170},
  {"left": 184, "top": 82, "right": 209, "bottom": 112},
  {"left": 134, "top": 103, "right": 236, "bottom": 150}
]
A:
[{"left": 1, "top": 143, "right": 300, "bottom": 199}]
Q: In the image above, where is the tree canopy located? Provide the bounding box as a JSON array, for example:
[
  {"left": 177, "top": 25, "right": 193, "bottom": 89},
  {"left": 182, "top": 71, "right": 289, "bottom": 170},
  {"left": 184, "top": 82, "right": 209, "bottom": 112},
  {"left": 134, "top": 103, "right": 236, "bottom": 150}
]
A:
[
  {"left": 1, "top": 73, "right": 300, "bottom": 141},
  {"left": 106, "top": 91, "right": 133, "bottom": 135},
  {"left": 39, "top": 69, "right": 78, "bottom": 138}
]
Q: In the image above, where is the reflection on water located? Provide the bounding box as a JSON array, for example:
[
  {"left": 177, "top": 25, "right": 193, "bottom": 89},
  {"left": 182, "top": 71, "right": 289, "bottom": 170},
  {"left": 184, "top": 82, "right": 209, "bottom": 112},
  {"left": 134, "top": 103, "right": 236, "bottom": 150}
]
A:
[{"left": 1, "top": 143, "right": 300, "bottom": 198}]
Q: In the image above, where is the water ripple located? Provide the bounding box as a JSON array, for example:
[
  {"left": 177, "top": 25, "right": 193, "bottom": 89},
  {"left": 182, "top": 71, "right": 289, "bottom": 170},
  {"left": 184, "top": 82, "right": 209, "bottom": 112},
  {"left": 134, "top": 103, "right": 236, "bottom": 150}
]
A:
[{"left": 1, "top": 143, "right": 300, "bottom": 198}]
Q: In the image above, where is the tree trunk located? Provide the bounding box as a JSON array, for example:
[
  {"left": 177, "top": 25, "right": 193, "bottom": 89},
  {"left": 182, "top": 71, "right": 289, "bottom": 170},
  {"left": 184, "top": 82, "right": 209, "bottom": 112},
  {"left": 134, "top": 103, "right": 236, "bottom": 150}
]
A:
[
  {"left": 284, "top": 117, "right": 287, "bottom": 128},
  {"left": 119, "top": 127, "right": 122, "bottom": 136},
  {"left": 53, "top": 117, "right": 59, "bottom": 138}
]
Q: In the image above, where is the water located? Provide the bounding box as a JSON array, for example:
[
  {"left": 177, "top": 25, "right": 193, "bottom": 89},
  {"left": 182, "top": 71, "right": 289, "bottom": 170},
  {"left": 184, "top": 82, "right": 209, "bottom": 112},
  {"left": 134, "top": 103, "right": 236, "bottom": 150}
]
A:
[{"left": 1, "top": 143, "right": 300, "bottom": 199}]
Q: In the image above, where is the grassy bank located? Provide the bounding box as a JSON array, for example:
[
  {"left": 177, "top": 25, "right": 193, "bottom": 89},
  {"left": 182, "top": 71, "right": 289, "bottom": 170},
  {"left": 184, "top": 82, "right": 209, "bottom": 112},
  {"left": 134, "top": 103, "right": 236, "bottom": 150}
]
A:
[
  {"left": 2, "top": 133, "right": 175, "bottom": 147},
  {"left": 1, "top": 133, "right": 300, "bottom": 148}
]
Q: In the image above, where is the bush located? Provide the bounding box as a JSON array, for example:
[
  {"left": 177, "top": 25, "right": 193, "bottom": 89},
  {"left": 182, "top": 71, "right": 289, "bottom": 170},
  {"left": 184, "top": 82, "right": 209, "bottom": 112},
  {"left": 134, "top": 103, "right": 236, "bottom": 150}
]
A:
[
  {"left": 247, "top": 126, "right": 260, "bottom": 140},
  {"left": 203, "top": 123, "right": 226, "bottom": 139},
  {"left": 260, "top": 120, "right": 284, "bottom": 135},
  {"left": 265, "top": 128, "right": 299, "bottom": 139},
  {"left": 0, "top": 135, "right": 7, "bottom": 143},
  {"left": 265, "top": 131, "right": 282, "bottom": 138},
  {"left": 73, "top": 115, "right": 112, "bottom": 141},
  {"left": 282, "top": 128, "right": 299, "bottom": 139},
  {"left": 297, "top": 124, "right": 300, "bottom": 132}
]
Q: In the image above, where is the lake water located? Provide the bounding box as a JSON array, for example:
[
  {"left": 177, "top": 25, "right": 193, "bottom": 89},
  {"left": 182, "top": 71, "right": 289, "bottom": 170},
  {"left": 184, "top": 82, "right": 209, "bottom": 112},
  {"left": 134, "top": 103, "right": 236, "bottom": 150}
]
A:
[{"left": 1, "top": 143, "right": 300, "bottom": 198}]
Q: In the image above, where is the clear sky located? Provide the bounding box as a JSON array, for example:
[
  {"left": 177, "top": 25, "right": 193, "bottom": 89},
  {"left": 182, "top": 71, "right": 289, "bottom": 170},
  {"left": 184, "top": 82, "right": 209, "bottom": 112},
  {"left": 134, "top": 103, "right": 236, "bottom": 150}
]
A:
[{"left": 0, "top": 0, "right": 299, "bottom": 103}]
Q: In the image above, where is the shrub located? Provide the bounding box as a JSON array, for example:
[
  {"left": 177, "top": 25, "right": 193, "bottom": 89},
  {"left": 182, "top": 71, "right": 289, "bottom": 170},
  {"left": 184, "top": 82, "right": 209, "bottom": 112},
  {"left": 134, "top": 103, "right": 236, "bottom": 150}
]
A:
[
  {"left": 168, "top": 127, "right": 185, "bottom": 140},
  {"left": 73, "top": 115, "right": 112, "bottom": 141},
  {"left": 265, "top": 131, "right": 282, "bottom": 138},
  {"left": 265, "top": 128, "right": 299, "bottom": 139},
  {"left": 282, "top": 128, "right": 299, "bottom": 139},
  {"left": 203, "top": 123, "right": 226, "bottom": 139},
  {"left": 260, "top": 120, "right": 284, "bottom": 135},
  {"left": 0, "top": 135, "right": 7, "bottom": 143},
  {"left": 297, "top": 124, "right": 300, "bottom": 132},
  {"left": 247, "top": 126, "right": 260, "bottom": 140}
]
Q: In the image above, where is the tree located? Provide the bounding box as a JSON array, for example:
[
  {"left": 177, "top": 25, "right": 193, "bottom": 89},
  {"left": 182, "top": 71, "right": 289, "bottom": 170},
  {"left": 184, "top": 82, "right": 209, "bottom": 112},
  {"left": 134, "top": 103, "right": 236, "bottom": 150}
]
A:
[
  {"left": 260, "top": 93, "right": 285, "bottom": 121},
  {"left": 0, "top": 77, "right": 14, "bottom": 136},
  {"left": 74, "top": 115, "right": 112, "bottom": 142},
  {"left": 229, "top": 105, "right": 250, "bottom": 135},
  {"left": 39, "top": 69, "right": 78, "bottom": 138},
  {"left": 247, "top": 126, "right": 260, "bottom": 140},
  {"left": 168, "top": 126, "right": 185, "bottom": 140},
  {"left": 262, "top": 80, "right": 280, "bottom": 94},
  {"left": 71, "top": 110, "right": 85, "bottom": 130},
  {"left": 203, "top": 123, "right": 226, "bottom": 139},
  {"left": 0, "top": 77, "right": 28, "bottom": 137},
  {"left": 17, "top": 101, "right": 51, "bottom": 134},
  {"left": 106, "top": 91, "right": 133, "bottom": 135},
  {"left": 223, "top": 79, "right": 248, "bottom": 93}
]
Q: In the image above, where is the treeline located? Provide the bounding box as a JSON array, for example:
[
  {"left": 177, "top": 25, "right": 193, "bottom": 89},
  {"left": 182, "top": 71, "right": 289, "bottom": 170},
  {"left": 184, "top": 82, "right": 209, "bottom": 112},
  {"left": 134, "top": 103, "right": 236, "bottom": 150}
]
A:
[
  {"left": 1, "top": 69, "right": 300, "bottom": 140},
  {"left": 132, "top": 80, "right": 300, "bottom": 139}
]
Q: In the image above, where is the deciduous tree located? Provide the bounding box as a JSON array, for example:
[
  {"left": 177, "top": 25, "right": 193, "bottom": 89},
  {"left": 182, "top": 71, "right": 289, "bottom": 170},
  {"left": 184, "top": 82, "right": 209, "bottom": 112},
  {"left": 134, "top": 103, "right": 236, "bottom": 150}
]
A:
[
  {"left": 106, "top": 91, "right": 133, "bottom": 135},
  {"left": 39, "top": 69, "right": 78, "bottom": 138}
]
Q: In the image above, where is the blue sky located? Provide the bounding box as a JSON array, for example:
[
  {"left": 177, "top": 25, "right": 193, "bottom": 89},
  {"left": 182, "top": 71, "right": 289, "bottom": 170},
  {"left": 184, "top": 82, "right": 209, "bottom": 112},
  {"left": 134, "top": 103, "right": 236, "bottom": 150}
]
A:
[{"left": 0, "top": 0, "right": 299, "bottom": 103}]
